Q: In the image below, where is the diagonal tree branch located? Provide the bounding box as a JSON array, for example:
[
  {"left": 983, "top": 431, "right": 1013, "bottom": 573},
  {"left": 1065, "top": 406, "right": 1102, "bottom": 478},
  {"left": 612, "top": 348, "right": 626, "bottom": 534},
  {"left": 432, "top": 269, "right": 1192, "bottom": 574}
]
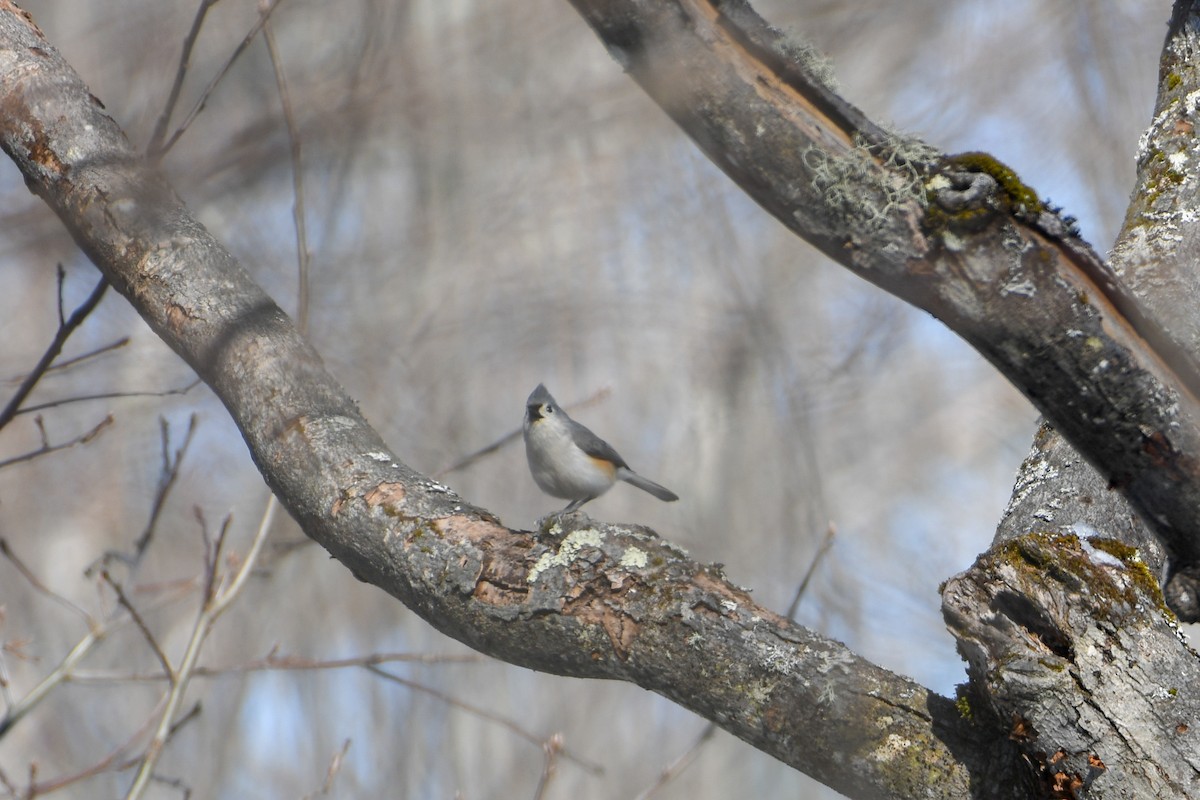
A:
[
  {"left": 563, "top": 0, "right": 1200, "bottom": 577},
  {"left": 940, "top": 5, "right": 1200, "bottom": 794},
  {"left": 0, "top": 5, "right": 1006, "bottom": 798},
  {"left": 10, "top": 1, "right": 1200, "bottom": 796},
  {"left": 559, "top": 2, "right": 1200, "bottom": 794}
]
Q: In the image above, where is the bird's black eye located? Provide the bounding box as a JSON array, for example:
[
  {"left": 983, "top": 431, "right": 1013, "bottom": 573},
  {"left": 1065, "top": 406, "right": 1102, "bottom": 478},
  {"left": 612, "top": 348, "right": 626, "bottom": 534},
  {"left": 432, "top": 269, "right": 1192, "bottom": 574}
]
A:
[{"left": 545, "top": 405, "right": 554, "bottom": 413}]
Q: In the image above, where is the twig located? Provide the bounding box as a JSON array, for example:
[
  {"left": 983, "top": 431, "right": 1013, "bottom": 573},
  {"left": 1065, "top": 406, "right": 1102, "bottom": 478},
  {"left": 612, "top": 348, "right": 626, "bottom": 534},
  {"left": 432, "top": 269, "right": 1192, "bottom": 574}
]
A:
[
  {"left": 434, "top": 428, "right": 523, "bottom": 480},
  {"left": 0, "top": 414, "right": 114, "bottom": 470},
  {"left": 55, "top": 262, "right": 66, "bottom": 326},
  {"left": 784, "top": 522, "right": 837, "bottom": 622},
  {"left": 48, "top": 337, "right": 130, "bottom": 371},
  {"left": 152, "top": 0, "right": 288, "bottom": 159},
  {"left": 131, "top": 415, "right": 200, "bottom": 564},
  {"left": 633, "top": 723, "right": 717, "bottom": 800},
  {"left": 0, "top": 763, "right": 17, "bottom": 795},
  {"left": 0, "top": 538, "right": 92, "bottom": 622},
  {"left": 0, "top": 628, "right": 15, "bottom": 711},
  {"left": 365, "top": 665, "right": 604, "bottom": 776},
  {"left": 101, "top": 571, "right": 176, "bottom": 684},
  {"left": 532, "top": 733, "right": 563, "bottom": 800},
  {"left": 22, "top": 700, "right": 199, "bottom": 796},
  {"left": 0, "top": 557, "right": 195, "bottom": 741},
  {"left": 146, "top": 772, "right": 194, "bottom": 800},
  {"left": 202, "top": 513, "right": 234, "bottom": 603},
  {"left": 4, "top": 337, "right": 129, "bottom": 383},
  {"left": 0, "top": 546, "right": 94, "bottom": 734},
  {"left": 146, "top": 0, "right": 223, "bottom": 160},
  {"left": 0, "top": 628, "right": 100, "bottom": 739},
  {"left": 302, "top": 738, "right": 351, "bottom": 799},
  {"left": 262, "top": 5, "right": 311, "bottom": 334},
  {"left": 20, "top": 696, "right": 168, "bottom": 795},
  {"left": 68, "top": 650, "right": 483, "bottom": 683},
  {"left": 15, "top": 379, "right": 200, "bottom": 417},
  {"left": 0, "top": 273, "right": 108, "bottom": 432},
  {"left": 123, "top": 496, "right": 277, "bottom": 800}
]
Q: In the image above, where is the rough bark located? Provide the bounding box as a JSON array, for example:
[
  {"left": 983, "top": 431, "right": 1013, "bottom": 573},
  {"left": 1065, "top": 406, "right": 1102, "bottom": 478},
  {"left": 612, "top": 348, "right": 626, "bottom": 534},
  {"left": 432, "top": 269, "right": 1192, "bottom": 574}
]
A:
[
  {"left": 560, "top": 0, "right": 1200, "bottom": 795},
  {"left": 938, "top": 5, "right": 1200, "bottom": 794},
  {"left": 0, "top": 4, "right": 1016, "bottom": 799},
  {"left": 5, "top": 0, "right": 1200, "bottom": 796},
  {"left": 563, "top": 0, "right": 1200, "bottom": 577},
  {"left": 943, "top": 426, "right": 1199, "bottom": 796}
]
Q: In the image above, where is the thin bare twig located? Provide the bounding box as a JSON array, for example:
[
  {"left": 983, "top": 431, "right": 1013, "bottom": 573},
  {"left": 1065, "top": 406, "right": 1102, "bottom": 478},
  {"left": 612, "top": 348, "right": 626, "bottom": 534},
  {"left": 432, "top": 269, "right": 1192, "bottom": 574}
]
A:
[
  {"left": 365, "top": 665, "right": 604, "bottom": 776},
  {"left": 100, "top": 571, "right": 177, "bottom": 684},
  {"left": 0, "top": 414, "right": 114, "bottom": 470},
  {"left": 146, "top": 0, "right": 223, "bottom": 160},
  {"left": 0, "top": 272, "right": 108, "bottom": 432},
  {"left": 55, "top": 262, "right": 66, "bottom": 326},
  {"left": 0, "top": 763, "right": 17, "bottom": 795},
  {"left": 262, "top": 5, "right": 311, "bottom": 334},
  {"left": 68, "top": 650, "right": 483, "bottom": 684},
  {"left": 48, "top": 337, "right": 129, "bottom": 371},
  {"left": 0, "top": 538, "right": 92, "bottom": 623},
  {"left": 0, "top": 629, "right": 100, "bottom": 740},
  {"left": 0, "top": 557, "right": 195, "bottom": 741},
  {"left": 633, "top": 723, "right": 718, "bottom": 800},
  {"left": 20, "top": 696, "right": 167, "bottom": 795},
  {"left": 0, "top": 629, "right": 15, "bottom": 711},
  {"left": 15, "top": 379, "right": 200, "bottom": 417},
  {"left": 302, "top": 738, "right": 351, "bottom": 799},
  {"left": 23, "top": 701, "right": 199, "bottom": 797},
  {"left": 124, "top": 496, "right": 277, "bottom": 800},
  {"left": 202, "top": 512, "right": 234, "bottom": 603},
  {"left": 785, "top": 523, "right": 837, "bottom": 622},
  {"left": 4, "top": 337, "right": 129, "bottom": 384},
  {"left": 133, "top": 415, "right": 200, "bottom": 564},
  {"left": 153, "top": 0, "right": 288, "bottom": 159},
  {"left": 532, "top": 733, "right": 564, "bottom": 800}
]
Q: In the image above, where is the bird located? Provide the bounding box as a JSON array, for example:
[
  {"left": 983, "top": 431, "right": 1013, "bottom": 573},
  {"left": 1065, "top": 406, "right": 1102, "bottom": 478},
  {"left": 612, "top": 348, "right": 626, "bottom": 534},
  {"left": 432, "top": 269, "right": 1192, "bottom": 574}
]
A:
[{"left": 523, "top": 383, "right": 679, "bottom": 514}]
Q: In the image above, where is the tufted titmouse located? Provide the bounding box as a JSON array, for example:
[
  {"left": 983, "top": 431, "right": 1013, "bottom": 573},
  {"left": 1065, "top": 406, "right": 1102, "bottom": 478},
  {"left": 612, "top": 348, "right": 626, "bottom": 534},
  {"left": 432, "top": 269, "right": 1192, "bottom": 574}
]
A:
[{"left": 523, "top": 383, "right": 679, "bottom": 514}]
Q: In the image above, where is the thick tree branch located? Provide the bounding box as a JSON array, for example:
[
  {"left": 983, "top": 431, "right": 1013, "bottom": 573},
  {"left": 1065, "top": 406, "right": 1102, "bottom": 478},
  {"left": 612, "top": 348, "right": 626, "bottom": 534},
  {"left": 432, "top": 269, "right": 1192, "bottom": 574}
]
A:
[
  {"left": 558, "top": 1, "right": 1200, "bottom": 794},
  {"left": 942, "top": 424, "right": 1200, "bottom": 796},
  {"left": 0, "top": 6, "right": 1013, "bottom": 798},
  {"left": 937, "top": 6, "right": 1200, "bottom": 793},
  {"left": 1112, "top": 1, "right": 1200, "bottom": 616},
  {"left": 563, "top": 0, "right": 1200, "bottom": 574}
]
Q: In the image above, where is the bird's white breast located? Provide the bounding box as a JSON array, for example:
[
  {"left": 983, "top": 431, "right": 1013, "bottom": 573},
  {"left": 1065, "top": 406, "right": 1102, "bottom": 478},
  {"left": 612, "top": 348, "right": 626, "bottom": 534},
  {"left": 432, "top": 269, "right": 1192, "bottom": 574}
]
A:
[{"left": 525, "top": 416, "right": 616, "bottom": 500}]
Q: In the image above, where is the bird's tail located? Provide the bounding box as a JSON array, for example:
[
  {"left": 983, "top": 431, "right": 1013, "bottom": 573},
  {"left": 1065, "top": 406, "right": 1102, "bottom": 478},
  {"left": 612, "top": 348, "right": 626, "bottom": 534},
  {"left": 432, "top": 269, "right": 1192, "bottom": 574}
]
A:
[{"left": 618, "top": 469, "right": 679, "bottom": 502}]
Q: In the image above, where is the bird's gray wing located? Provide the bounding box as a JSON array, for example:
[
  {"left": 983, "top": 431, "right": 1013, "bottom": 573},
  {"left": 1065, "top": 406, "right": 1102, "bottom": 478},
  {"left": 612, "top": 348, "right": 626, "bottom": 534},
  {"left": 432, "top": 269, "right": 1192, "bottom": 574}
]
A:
[{"left": 567, "top": 419, "right": 629, "bottom": 469}]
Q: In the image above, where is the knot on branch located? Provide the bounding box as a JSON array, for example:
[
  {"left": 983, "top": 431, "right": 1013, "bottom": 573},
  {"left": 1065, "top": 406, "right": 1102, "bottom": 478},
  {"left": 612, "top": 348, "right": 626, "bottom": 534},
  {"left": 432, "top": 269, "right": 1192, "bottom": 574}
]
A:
[
  {"left": 924, "top": 152, "right": 1046, "bottom": 239},
  {"left": 1164, "top": 565, "right": 1200, "bottom": 622},
  {"left": 929, "top": 169, "right": 996, "bottom": 212}
]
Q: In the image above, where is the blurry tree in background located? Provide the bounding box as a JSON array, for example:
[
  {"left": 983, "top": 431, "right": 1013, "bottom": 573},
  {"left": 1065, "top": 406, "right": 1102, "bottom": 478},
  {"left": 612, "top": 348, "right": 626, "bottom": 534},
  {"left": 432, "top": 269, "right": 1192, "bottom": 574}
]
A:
[{"left": 0, "top": 1, "right": 1184, "bottom": 798}]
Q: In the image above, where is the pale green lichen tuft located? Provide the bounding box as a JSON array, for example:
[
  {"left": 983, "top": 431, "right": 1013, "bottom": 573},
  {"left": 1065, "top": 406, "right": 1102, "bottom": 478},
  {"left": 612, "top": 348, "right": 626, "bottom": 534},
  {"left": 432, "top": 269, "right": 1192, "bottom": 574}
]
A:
[{"left": 527, "top": 529, "right": 604, "bottom": 583}]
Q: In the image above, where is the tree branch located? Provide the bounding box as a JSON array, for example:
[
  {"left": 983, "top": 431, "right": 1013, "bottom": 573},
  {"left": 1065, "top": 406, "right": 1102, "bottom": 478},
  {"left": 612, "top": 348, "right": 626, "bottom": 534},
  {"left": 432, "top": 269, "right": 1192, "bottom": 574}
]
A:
[
  {"left": 0, "top": 6, "right": 1007, "bottom": 798},
  {"left": 562, "top": 0, "right": 1200, "bottom": 576},
  {"left": 937, "top": 5, "right": 1200, "bottom": 793}
]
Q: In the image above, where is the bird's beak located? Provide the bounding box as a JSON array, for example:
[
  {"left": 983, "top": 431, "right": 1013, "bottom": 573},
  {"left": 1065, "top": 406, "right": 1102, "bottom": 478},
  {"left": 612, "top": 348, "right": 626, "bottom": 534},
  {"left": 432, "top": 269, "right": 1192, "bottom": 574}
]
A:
[{"left": 526, "top": 403, "right": 543, "bottom": 422}]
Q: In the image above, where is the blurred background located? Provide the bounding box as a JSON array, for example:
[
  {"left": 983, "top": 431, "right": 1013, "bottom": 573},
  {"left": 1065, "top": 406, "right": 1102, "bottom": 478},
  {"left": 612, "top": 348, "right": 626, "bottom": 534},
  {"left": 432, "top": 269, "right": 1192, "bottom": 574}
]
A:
[{"left": 0, "top": 0, "right": 1168, "bottom": 797}]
